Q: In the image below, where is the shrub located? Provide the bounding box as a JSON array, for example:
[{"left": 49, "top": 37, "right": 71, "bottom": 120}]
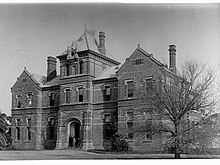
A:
[
  {"left": 43, "top": 140, "right": 56, "bottom": 150},
  {"left": 111, "top": 133, "right": 131, "bottom": 152}
]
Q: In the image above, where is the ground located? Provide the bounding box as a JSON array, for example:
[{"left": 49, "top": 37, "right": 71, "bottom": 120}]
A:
[{"left": 0, "top": 150, "right": 220, "bottom": 160}]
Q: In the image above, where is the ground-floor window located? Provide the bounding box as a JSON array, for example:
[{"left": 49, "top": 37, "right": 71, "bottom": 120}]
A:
[{"left": 16, "top": 127, "right": 20, "bottom": 141}]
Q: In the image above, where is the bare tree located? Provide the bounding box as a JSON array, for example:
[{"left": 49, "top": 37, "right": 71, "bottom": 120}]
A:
[{"left": 138, "top": 60, "right": 217, "bottom": 158}]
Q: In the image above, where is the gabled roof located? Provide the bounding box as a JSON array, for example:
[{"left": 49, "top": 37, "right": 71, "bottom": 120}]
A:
[
  {"left": 43, "top": 76, "right": 60, "bottom": 88},
  {"left": 94, "top": 65, "right": 121, "bottom": 81},
  {"left": 116, "top": 46, "right": 164, "bottom": 73},
  {"left": 21, "top": 68, "right": 46, "bottom": 87}
]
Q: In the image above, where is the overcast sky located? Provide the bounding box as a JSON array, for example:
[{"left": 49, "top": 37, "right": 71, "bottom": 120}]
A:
[{"left": 0, "top": 3, "right": 219, "bottom": 115}]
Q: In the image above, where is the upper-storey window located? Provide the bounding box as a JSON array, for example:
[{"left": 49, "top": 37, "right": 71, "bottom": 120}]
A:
[
  {"left": 66, "top": 64, "right": 70, "bottom": 76},
  {"left": 77, "top": 87, "right": 84, "bottom": 102},
  {"left": 125, "top": 80, "right": 134, "bottom": 98},
  {"left": 49, "top": 92, "right": 55, "bottom": 106},
  {"left": 104, "top": 85, "right": 111, "bottom": 101},
  {"left": 79, "top": 61, "right": 83, "bottom": 74},
  {"left": 65, "top": 88, "right": 71, "bottom": 104},
  {"left": 27, "top": 92, "right": 33, "bottom": 107},
  {"left": 16, "top": 93, "right": 22, "bottom": 108}
]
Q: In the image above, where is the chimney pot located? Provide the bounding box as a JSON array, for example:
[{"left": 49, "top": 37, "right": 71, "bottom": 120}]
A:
[
  {"left": 99, "top": 31, "right": 106, "bottom": 55},
  {"left": 169, "top": 44, "right": 177, "bottom": 74},
  {"left": 47, "top": 56, "right": 57, "bottom": 82}
]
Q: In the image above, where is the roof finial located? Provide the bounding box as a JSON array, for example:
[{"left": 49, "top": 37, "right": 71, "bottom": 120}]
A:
[
  {"left": 138, "top": 44, "right": 140, "bottom": 47},
  {"left": 24, "top": 67, "right": 26, "bottom": 70}
]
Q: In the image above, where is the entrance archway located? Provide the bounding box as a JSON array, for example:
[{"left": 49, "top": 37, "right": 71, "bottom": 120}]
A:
[{"left": 67, "top": 118, "right": 81, "bottom": 148}]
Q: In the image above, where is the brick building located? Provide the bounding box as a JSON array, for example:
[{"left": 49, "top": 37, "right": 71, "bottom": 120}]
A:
[{"left": 11, "top": 28, "right": 178, "bottom": 151}]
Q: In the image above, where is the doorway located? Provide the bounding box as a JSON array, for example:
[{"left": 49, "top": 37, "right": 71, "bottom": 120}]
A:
[{"left": 68, "top": 119, "right": 81, "bottom": 148}]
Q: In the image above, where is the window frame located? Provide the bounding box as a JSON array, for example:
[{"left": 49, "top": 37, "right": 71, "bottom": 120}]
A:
[
  {"left": 49, "top": 92, "right": 55, "bottom": 106},
  {"left": 16, "top": 93, "right": 22, "bottom": 108},
  {"left": 125, "top": 79, "right": 135, "bottom": 98},
  {"left": 76, "top": 86, "right": 84, "bottom": 103},
  {"left": 64, "top": 88, "right": 71, "bottom": 104},
  {"left": 103, "top": 85, "right": 111, "bottom": 101},
  {"left": 126, "top": 111, "right": 134, "bottom": 140},
  {"left": 26, "top": 118, "right": 31, "bottom": 141},
  {"left": 26, "top": 92, "right": 33, "bottom": 107}
]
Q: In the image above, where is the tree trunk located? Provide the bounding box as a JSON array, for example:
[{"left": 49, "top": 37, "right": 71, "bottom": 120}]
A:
[
  {"left": 174, "top": 123, "right": 181, "bottom": 159},
  {"left": 174, "top": 152, "right": 181, "bottom": 159}
]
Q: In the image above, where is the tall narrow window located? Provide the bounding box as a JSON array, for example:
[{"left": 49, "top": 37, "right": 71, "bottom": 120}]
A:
[
  {"left": 16, "top": 119, "right": 21, "bottom": 141},
  {"left": 49, "top": 92, "right": 55, "bottom": 106},
  {"left": 79, "top": 61, "right": 83, "bottom": 74},
  {"left": 72, "top": 65, "right": 76, "bottom": 75},
  {"left": 78, "top": 87, "right": 83, "bottom": 102},
  {"left": 48, "top": 118, "right": 55, "bottom": 140},
  {"left": 16, "top": 94, "right": 22, "bottom": 108},
  {"left": 127, "top": 112, "right": 133, "bottom": 139},
  {"left": 27, "top": 118, "right": 31, "bottom": 141},
  {"left": 104, "top": 85, "right": 111, "bottom": 101},
  {"left": 66, "top": 64, "right": 70, "bottom": 76},
  {"left": 65, "top": 89, "right": 71, "bottom": 104},
  {"left": 27, "top": 92, "right": 33, "bottom": 107},
  {"left": 104, "top": 114, "right": 112, "bottom": 140},
  {"left": 144, "top": 110, "right": 153, "bottom": 140},
  {"left": 126, "top": 80, "right": 134, "bottom": 98}
]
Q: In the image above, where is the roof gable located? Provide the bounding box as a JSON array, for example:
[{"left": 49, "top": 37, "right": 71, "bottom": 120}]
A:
[
  {"left": 11, "top": 68, "right": 46, "bottom": 89},
  {"left": 117, "top": 46, "right": 164, "bottom": 74}
]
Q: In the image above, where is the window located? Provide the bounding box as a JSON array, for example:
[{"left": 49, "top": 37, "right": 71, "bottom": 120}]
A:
[
  {"left": 49, "top": 93, "right": 55, "bottom": 106},
  {"left": 16, "top": 94, "right": 22, "bottom": 108},
  {"left": 66, "top": 64, "right": 70, "bottom": 76},
  {"left": 15, "top": 119, "right": 21, "bottom": 141},
  {"left": 27, "top": 118, "right": 31, "bottom": 141},
  {"left": 78, "top": 87, "right": 83, "bottom": 102},
  {"left": 65, "top": 89, "right": 71, "bottom": 103},
  {"left": 104, "top": 114, "right": 112, "bottom": 140},
  {"left": 104, "top": 85, "right": 111, "bottom": 101},
  {"left": 48, "top": 118, "right": 55, "bottom": 140},
  {"left": 79, "top": 61, "right": 83, "bottom": 74},
  {"left": 104, "top": 114, "right": 111, "bottom": 123},
  {"left": 27, "top": 92, "right": 33, "bottom": 107},
  {"left": 133, "top": 58, "right": 144, "bottom": 65},
  {"left": 145, "top": 78, "right": 155, "bottom": 91},
  {"left": 126, "top": 80, "right": 134, "bottom": 98},
  {"left": 127, "top": 112, "right": 133, "bottom": 139},
  {"left": 72, "top": 65, "right": 76, "bottom": 75},
  {"left": 144, "top": 110, "right": 153, "bottom": 140}
]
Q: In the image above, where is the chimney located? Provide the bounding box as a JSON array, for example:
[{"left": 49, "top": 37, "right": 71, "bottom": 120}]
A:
[
  {"left": 47, "top": 56, "right": 57, "bottom": 82},
  {"left": 99, "top": 31, "right": 106, "bottom": 55},
  {"left": 168, "top": 45, "right": 177, "bottom": 74}
]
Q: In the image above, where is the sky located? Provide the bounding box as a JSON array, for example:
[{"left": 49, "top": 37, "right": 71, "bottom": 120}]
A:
[{"left": 0, "top": 3, "right": 219, "bottom": 115}]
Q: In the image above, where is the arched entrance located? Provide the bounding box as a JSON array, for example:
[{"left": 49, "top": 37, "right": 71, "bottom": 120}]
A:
[{"left": 67, "top": 118, "right": 82, "bottom": 148}]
